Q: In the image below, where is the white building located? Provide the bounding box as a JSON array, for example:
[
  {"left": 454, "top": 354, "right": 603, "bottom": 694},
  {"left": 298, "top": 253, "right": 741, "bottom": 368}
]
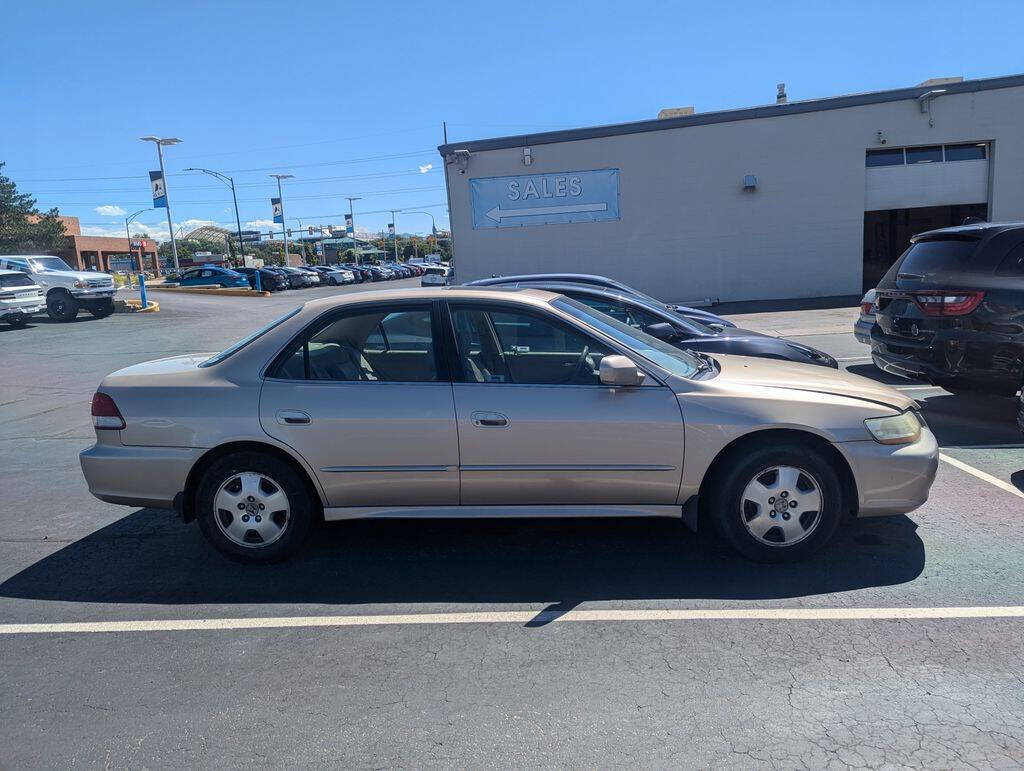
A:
[{"left": 439, "top": 74, "right": 1024, "bottom": 303}]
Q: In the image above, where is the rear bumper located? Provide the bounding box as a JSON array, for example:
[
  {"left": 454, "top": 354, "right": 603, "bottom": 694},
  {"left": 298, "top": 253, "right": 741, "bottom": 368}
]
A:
[
  {"left": 80, "top": 442, "right": 203, "bottom": 509},
  {"left": 841, "top": 427, "right": 939, "bottom": 517},
  {"left": 854, "top": 316, "right": 874, "bottom": 345}
]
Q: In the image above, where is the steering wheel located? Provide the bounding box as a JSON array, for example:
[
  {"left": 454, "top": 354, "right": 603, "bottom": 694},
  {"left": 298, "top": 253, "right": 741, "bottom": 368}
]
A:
[{"left": 566, "top": 344, "right": 591, "bottom": 384}]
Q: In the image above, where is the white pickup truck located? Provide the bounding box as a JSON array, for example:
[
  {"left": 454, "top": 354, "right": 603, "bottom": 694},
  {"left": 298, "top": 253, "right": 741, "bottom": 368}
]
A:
[
  {"left": 0, "top": 255, "right": 116, "bottom": 321},
  {"left": 0, "top": 269, "right": 44, "bottom": 327}
]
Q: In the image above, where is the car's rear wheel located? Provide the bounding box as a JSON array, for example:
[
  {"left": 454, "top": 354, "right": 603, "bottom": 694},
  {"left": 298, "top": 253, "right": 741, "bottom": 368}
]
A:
[
  {"left": 46, "top": 293, "right": 79, "bottom": 322},
  {"left": 707, "top": 443, "right": 842, "bottom": 562},
  {"left": 196, "top": 452, "right": 313, "bottom": 563},
  {"left": 6, "top": 315, "right": 29, "bottom": 328}
]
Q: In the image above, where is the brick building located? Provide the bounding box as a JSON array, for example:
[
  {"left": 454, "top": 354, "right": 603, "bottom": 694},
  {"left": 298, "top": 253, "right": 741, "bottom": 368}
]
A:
[{"left": 54, "top": 216, "right": 161, "bottom": 275}]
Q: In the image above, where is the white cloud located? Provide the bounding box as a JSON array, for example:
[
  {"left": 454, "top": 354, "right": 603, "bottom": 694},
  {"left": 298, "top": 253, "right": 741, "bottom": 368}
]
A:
[
  {"left": 245, "top": 219, "right": 277, "bottom": 230},
  {"left": 94, "top": 204, "right": 127, "bottom": 217},
  {"left": 418, "top": 163, "right": 433, "bottom": 174}
]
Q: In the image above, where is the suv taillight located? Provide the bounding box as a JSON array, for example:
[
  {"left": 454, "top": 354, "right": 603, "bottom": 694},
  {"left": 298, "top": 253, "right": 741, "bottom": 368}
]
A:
[
  {"left": 860, "top": 301, "right": 873, "bottom": 315},
  {"left": 911, "top": 291, "right": 984, "bottom": 317},
  {"left": 91, "top": 392, "right": 125, "bottom": 430}
]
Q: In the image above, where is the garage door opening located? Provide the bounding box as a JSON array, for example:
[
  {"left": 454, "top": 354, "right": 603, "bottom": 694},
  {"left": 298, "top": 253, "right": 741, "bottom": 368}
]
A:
[{"left": 862, "top": 203, "right": 988, "bottom": 291}]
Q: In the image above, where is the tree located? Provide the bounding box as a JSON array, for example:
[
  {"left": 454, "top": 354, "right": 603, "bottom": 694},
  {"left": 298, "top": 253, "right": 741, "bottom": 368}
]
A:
[{"left": 0, "top": 162, "right": 67, "bottom": 254}]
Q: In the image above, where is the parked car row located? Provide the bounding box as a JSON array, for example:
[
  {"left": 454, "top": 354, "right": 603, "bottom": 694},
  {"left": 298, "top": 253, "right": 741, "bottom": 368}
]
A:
[{"left": 163, "top": 262, "right": 436, "bottom": 292}]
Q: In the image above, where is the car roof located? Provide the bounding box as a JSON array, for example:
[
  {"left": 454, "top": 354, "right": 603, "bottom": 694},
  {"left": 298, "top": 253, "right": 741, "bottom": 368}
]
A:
[
  {"left": 912, "top": 221, "right": 1024, "bottom": 242},
  {"left": 469, "top": 272, "right": 623, "bottom": 287},
  {"left": 299, "top": 286, "right": 560, "bottom": 314}
]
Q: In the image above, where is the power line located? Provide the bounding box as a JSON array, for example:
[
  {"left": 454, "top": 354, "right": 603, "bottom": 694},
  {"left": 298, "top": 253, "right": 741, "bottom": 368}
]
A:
[{"left": 14, "top": 149, "right": 437, "bottom": 183}]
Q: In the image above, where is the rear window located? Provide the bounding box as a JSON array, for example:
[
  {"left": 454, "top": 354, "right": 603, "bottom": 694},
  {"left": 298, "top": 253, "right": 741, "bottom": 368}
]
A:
[
  {"left": 896, "top": 239, "right": 979, "bottom": 278},
  {"left": 199, "top": 307, "right": 301, "bottom": 368},
  {"left": 0, "top": 273, "right": 35, "bottom": 288}
]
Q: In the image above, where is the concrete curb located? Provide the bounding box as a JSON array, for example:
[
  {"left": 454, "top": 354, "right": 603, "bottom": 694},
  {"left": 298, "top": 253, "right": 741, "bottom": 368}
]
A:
[
  {"left": 116, "top": 299, "right": 160, "bottom": 313},
  {"left": 146, "top": 286, "right": 270, "bottom": 297}
]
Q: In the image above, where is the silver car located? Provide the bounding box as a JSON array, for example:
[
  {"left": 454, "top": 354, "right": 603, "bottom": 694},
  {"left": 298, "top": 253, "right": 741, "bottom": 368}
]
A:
[{"left": 80, "top": 288, "right": 938, "bottom": 563}]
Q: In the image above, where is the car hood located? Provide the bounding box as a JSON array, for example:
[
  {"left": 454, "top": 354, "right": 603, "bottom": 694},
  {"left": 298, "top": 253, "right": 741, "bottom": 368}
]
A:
[
  {"left": 712, "top": 354, "right": 914, "bottom": 411},
  {"left": 39, "top": 269, "right": 112, "bottom": 282}
]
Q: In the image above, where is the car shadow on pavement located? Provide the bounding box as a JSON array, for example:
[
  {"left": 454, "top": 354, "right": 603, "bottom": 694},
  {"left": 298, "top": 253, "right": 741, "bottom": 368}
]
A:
[{"left": 0, "top": 510, "right": 924, "bottom": 606}]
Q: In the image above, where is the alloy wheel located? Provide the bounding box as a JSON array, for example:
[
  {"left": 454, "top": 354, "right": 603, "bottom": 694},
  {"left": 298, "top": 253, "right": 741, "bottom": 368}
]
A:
[
  {"left": 740, "top": 465, "right": 822, "bottom": 547},
  {"left": 213, "top": 472, "right": 291, "bottom": 547}
]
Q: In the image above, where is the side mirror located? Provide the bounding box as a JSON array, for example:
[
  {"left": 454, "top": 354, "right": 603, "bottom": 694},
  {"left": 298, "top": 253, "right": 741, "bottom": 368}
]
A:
[
  {"left": 644, "top": 322, "right": 677, "bottom": 340},
  {"left": 708, "top": 323, "right": 726, "bottom": 333},
  {"left": 599, "top": 354, "right": 646, "bottom": 387}
]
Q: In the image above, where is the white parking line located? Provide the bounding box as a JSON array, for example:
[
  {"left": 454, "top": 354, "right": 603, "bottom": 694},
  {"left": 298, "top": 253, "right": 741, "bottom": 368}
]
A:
[
  {"left": 2, "top": 606, "right": 1024, "bottom": 635},
  {"left": 939, "top": 453, "right": 1024, "bottom": 501},
  {"left": 836, "top": 356, "right": 872, "bottom": 362}
]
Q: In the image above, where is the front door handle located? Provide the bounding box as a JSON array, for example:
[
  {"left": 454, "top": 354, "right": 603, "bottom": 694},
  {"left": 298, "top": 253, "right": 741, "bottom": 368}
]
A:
[
  {"left": 277, "top": 410, "right": 311, "bottom": 425},
  {"left": 471, "top": 411, "right": 509, "bottom": 428}
]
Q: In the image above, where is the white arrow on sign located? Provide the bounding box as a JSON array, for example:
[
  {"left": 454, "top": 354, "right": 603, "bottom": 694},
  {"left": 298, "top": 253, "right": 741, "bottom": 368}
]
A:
[{"left": 485, "top": 202, "right": 608, "bottom": 222}]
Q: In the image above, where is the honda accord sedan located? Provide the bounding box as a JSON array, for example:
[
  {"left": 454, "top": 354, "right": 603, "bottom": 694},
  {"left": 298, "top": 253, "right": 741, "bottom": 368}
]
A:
[{"left": 80, "top": 288, "right": 938, "bottom": 563}]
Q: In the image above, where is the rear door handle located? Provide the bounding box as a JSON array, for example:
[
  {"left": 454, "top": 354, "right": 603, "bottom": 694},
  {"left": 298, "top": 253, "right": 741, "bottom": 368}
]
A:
[
  {"left": 277, "top": 410, "right": 311, "bottom": 425},
  {"left": 471, "top": 411, "right": 509, "bottom": 428}
]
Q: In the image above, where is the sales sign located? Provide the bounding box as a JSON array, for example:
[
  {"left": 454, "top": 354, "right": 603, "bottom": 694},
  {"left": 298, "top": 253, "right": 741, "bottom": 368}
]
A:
[{"left": 470, "top": 168, "right": 620, "bottom": 229}]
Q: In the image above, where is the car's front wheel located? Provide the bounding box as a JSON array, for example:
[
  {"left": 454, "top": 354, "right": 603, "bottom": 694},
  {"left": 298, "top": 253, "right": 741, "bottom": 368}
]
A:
[
  {"left": 707, "top": 443, "right": 843, "bottom": 562},
  {"left": 196, "top": 452, "right": 314, "bottom": 563},
  {"left": 46, "top": 292, "right": 79, "bottom": 322}
]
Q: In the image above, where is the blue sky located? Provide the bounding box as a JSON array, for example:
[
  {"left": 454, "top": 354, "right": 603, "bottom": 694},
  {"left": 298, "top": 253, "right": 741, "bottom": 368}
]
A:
[{"left": 3, "top": 0, "right": 1022, "bottom": 241}]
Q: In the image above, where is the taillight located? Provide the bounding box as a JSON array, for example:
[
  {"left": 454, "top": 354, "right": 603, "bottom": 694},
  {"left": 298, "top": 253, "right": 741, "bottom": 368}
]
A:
[
  {"left": 860, "top": 302, "right": 873, "bottom": 315},
  {"left": 91, "top": 392, "right": 125, "bottom": 430},
  {"left": 911, "top": 290, "right": 984, "bottom": 317}
]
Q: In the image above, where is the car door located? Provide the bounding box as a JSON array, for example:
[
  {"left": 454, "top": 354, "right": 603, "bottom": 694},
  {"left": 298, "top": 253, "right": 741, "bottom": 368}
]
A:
[
  {"left": 260, "top": 300, "right": 459, "bottom": 508},
  {"left": 445, "top": 301, "right": 685, "bottom": 506}
]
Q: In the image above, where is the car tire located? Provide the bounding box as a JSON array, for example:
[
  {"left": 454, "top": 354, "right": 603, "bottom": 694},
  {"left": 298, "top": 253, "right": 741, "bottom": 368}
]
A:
[
  {"left": 6, "top": 315, "right": 29, "bottom": 328},
  {"left": 46, "top": 293, "right": 79, "bottom": 322},
  {"left": 706, "top": 442, "right": 843, "bottom": 563},
  {"left": 88, "top": 300, "right": 114, "bottom": 318},
  {"left": 196, "top": 451, "right": 314, "bottom": 563}
]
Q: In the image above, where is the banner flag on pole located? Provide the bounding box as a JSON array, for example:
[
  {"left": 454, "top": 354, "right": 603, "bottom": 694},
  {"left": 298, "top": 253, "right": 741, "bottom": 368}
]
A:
[
  {"left": 150, "top": 171, "right": 167, "bottom": 208},
  {"left": 271, "top": 198, "right": 283, "bottom": 224},
  {"left": 388, "top": 223, "right": 395, "bottom": 238},
  {"left": 344, "top": 213, "right": 353, "bottom": 236}
]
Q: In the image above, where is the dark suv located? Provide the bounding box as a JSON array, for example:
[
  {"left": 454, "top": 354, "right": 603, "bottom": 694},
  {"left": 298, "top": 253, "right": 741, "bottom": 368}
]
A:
[{"left": 871, "top": 221, "right": 1024, "bottom": 395}]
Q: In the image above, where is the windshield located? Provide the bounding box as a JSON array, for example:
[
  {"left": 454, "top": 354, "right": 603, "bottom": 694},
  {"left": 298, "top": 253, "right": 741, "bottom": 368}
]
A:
[
  {"left": 28, "top": 257, "right": 74, "bottom": 272},
  {"left": 199, "top": 307, "right": 301, "bottom": 368},
  {"left": 553, "top": 297, "right": 702, "bottom": 378}
]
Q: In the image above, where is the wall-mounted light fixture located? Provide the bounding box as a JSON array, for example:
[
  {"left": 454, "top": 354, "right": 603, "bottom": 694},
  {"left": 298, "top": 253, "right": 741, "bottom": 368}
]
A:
[
  {"left": 917, "top": 89, "right": 947, "bottom": 127},
  {"left": 452, "top": 149, "right": 471, "bottom": 174},
  {"left": 742, "top": 175, "right": 758, "bottom": 191},
  {"left": 522, "top": 147, "right": 532, "bottom": 166}
]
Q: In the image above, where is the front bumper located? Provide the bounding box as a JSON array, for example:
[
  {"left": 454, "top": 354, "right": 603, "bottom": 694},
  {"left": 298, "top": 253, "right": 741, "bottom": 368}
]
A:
[
  {"left": 71, "top": 287, "right": 116, "bottom": 300},
  {"left": 80, "top": 441, "right": 204, "bottom": 509},
  {"left": 841, "top": 427, "right": 939, "bottom": 517}
]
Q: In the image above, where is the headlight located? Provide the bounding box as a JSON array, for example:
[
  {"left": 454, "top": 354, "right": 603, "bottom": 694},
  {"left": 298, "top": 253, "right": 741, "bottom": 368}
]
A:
[
  {"left": 864, "top": 411, "right": 921, "bottom": 445},
  {"left": 73, "top": 279, "right": 87, "bottom": 288}
]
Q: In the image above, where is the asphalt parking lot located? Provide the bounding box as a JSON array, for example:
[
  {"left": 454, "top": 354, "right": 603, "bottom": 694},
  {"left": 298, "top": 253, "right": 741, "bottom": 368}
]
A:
[{"left": 2, "top": 280, "right": 1023, "bottom": 767}]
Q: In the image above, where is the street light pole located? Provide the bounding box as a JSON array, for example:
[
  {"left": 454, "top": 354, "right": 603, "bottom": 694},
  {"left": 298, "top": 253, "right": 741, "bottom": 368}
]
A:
[
  {"left": 402, "top": 210, "right": 438, "bottom": 254},
  {"left": 345, "top": 197, "right": 361, "bottom": 264},
  {"left": 184, "top": 167, "right": 246, "bottom": 266},
  {"left": 139, "top": 136, "right": 182, "bottom": 272},
  {"left": 389, "top": 209, "right": 399, "bottom": 262},
  {"left": 125, "top": 207, "right": 154, "bottom": 276},
  {"left": 271, "top": 174, "right": 294, "bottom": 265}
]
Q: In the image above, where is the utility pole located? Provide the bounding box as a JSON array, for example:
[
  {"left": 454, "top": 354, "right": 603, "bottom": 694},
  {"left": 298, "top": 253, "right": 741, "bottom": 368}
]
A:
[
  {"left": 345, "top": 197, "right": 361, "bottom": 264},
  {"left": 140, "top": 136, "right": 182, "bottom": 272},
  {"left": 270, "top": 174, "right": 294, "bottom": 265}
]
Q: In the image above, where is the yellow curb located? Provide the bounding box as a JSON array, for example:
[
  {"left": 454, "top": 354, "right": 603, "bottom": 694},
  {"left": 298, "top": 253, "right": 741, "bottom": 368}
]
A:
[
  {"left": 146, "top": 286, "right": 270, "bottom": 297},
  {"left": 122, "top": 299, "right": 160, "bottom": 313}
]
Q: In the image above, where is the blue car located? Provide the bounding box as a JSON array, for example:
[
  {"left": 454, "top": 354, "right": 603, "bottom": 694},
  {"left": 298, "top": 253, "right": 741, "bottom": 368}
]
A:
[{"left": 175, "top": 265, "right": 250, "bottom": 289}]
